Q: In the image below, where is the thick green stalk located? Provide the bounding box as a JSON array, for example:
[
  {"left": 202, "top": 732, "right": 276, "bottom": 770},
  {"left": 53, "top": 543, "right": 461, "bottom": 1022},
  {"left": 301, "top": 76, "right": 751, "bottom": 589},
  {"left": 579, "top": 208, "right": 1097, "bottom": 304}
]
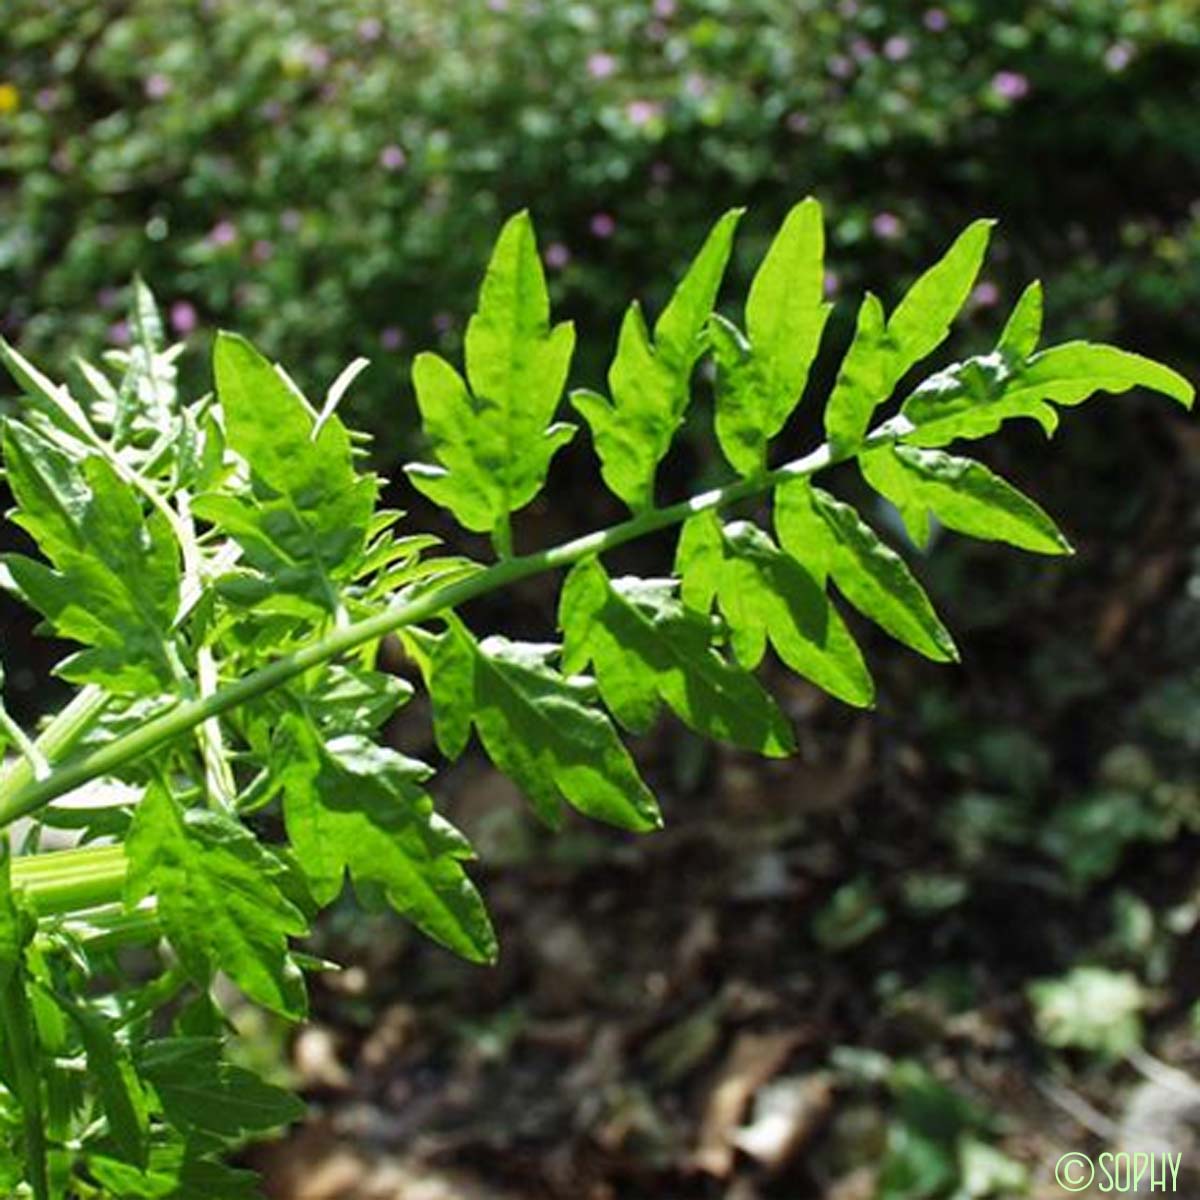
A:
[
  {"left": 13, "top": 845, "right": 128, "bottom": 916},
  {"left": 0, "top": 420, "right": 902, "bottom": 828}
]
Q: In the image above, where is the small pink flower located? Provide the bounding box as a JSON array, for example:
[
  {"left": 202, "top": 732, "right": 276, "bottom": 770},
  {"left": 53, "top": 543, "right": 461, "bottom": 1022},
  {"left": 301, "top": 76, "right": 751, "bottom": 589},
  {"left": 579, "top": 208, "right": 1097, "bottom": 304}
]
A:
[
  {"left": 108, "top": 320, "right": 131, "bottom": 346},
  {"left": 208, "top": 219, "right": 237, "bottom": 247},
  {"left": 251, "top": 239, "right": 275, "bottom": 264},
  {"left": 590, "top": 212, "right": 616, "bottom": 239},
  {"left": 991, "top": 70, "right": 1030, "bottom": 101},
  {"left": 872, "top": 211, "right": 903, "bottom": 240},
  {"left": 884, "top": 35, "right": 911, "bottom": 61},
  {"left": 357, "top": 17, "right": 383, "bottom": 42},
  {"left": 653, "top": 0, "right": 677, "bottom": 16},
  {"left": 625, "top": 98, "right": 663, "bottom": 127},
  {"left": 970, "top": 281, "right": 999, "bottom": 308},
  {"left": 259, "top": 100, "right": 285, "bottom": 124},
  {"left": 1104, "top": 42, "right": 1133, "bottom": 72},
  {"left": 144, "top": 73, "right": 172, "bottom": 100},
  {"left": 379, "top": 144, "right": 407, "bottom": 171},
  {"left": 923, "top": 8, "right": 948, "bottom": 32},
  {"left": 827, "top": 55, "right": 854, "bottom": 80},
  {"left": 380, "top": 326, "right": 405, "bottom": 350},
  {"left": 170, "top": 300, "right": 198, "bottom": 336},
  {"left": 850, "top": 38, "right": 874, "bottom": 63},
  {"left": 97, "top": 287, "right": 121, "bottom": 311},
  {"left": 432, "top": 312, "right": 454, "bottom": 334},
  {"left": 838, "top": 0, "right": 859, "bottom": 15},
  {"left": 684, "top": 73, "right": 709, "bottom": 98},
  {"left": 487, "top": 0, "right": 508, "bottom": 10},
  {"left": 646, "top": 19, "right": 668, "bottom": 41},
  {"left": 305, "top": 44, "right": 332, "bottom": 72},
  {"left": 824, "top": 270, "right": 840, "bottom": 297},
  {"left": 35, "top": 88, "right": 59, "bottom": 112},
  {"left": 587, "top": 52, "right": 617, "bottom": 80},
  {"left": 543, "top": 242, "right": 571, "bottom": 271},
  {"left": 280, "top": 209, "right": 302, "bottom": 233},
  {"left": 786, "top": 112, "right": 811, "bottom": 133}
]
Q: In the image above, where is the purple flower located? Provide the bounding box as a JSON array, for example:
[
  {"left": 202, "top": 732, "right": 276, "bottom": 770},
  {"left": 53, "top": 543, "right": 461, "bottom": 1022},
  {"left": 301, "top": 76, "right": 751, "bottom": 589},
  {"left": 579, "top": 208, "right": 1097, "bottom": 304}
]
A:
[
  {"left": 144, "top": 73, "right": 172, "bottom": 100},
  {"left": 108, "top": 320, "right": 131, "bottom": 346},
  {"left": 35, "top": 88, "right": 59, "bottom": 112},
  {"left": 170, "top": 300, "right": 198, "bottom": 336},
  {"left": 684, "top": 72, "right": 709, "bottom": 98},
  {"left": 970, "top": 281, "right": 1000, "bottom": 308},
  {"left": 838, "top": 0, "right": 859, "bottom": 15},
  {"left": 923, "top": 8, "right": 948, "bottom": 32},
  {"left": 872, "top": 211, "right": 903, "bottom": 240},
  {"left": 824, "top": 270, "right": 840, "bottom": 298},
  {"left": 97, "top": 287, "right": 121, "bottom": 311},
  {"left": 646, "top": 19, "right": 668, "bottom": 42},
  {"left": 827, "top": 55, "right": 854, "bottom": 80},
  {"left": 625, "top": 98, "right": 663, "bottom": 127},
  {"left": 357, "top": 17, "right": 383, "bottom": 42},
  {"left": 786, "top": 112, "right": 811, "bottom": 133},
  {"left": 432, "top": 312, "right": 455, "bottom": 334},
  {"left": 251, "top": 239, "right": 275, "bottom": 264},
  {"left": 587, "top": 52, "right": 617, "bottom": 80},
  {"left": 590, "top": 212, "right": 616, "bottom": 238},
  {"left": 991, "top": 70, "right": 1030, "bottom": 101},
  {"left": 1104, "top": 42, "right": 1133, "bottom": 72},
  {"left": 850, "top": 38, "right": 874, "bottom": 63},
  {"left": 280, "top": 209, "right": 302, "bottom": 233},
  {"left": 380, "top": 326, "right": 405, "bottom": 351},
  {"left": 543, "top": 242, "right": 571, "bottom": 271},
  {"left": 487, "top": 0, "right": 509, "bottom": 10},
  {"left": 653, "top": 0, "right": 677, "bottom": 16},
  {"left": 305, "top": 44, "right": 332, "bottom": 72},
  {"left": 208, "top": 220, "right": 237, "bottom": 247},
  {"left": 379, "top": 144, "right": 407, "bottom": 171},
  {"left": 259, "top": 100, "right": 285, "bottom": 124},
  {"left": 884, "top": 35, "right": 911, "bottom": 62}
]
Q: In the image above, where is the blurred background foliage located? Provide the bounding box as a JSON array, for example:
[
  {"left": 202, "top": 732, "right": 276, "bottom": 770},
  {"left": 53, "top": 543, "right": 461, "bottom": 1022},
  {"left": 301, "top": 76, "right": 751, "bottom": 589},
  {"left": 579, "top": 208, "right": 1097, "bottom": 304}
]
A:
[
  {"left": 3, "top": 0, "right": 1200, "bottom": 424},
  {"left": 4, "top": 1, "right": 1200, "bottom": 1196}
]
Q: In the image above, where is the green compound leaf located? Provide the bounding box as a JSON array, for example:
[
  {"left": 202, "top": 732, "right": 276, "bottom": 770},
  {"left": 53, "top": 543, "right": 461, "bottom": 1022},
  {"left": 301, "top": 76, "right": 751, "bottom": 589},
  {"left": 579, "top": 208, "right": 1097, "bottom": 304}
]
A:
[
  {"left": 902, "top": 299, "right": 1195, "bottom": 449},
  {"left": 405, "top": 211, "right": 576, "bottom": 538},
  {"left": 558, "top": 557, "right": 795, "bottom": 756},
  {"left": 137, "top": 1037, "right": 304, "bottom": 1139},
  {"left": 1, "top": 422, "right": 180, "bottom": 694},
  {"left": 775, "top": 477, "right": 958, "bottom": 662},
  {"left": 276, "top": 717, "right": 496, "bottom": 964},
  {"left": 860, "top": 443, "right": 1072, "bottom": 555},
  {"left": 197, "top": 332, "right": 377, "bottom": 616},
  {"left": 113, "top": 278, "right": 174, "bottom": 449},
  {"left": 54, "top": 995, "right": 148, "bottom": 1168},
  {"left": 425, "top": 619, "right": 661, "bottom": 832},
  {"left": 88, "top": 1145, "right": 262, "bottom": 1200},
  {"left": 573, "top": 209, "right": 742, "bottom": 511},
  {"left": 125, "top": 786, "right": 309, "bottom": 1019},
  {"left": 824, "top": 220, "right": 993, "bottom": 452},
  {"left": 712, "top": 197, "right": 831, "bottom": 477},
  {"left": 675, "top": 512, "right": 874, "bottom": 708}
]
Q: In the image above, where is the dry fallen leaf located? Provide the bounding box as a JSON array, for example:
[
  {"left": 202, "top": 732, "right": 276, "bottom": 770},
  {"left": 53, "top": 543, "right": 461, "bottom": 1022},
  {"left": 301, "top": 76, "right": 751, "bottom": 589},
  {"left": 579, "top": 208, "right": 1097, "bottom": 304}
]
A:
[{"left": 693, "top": 1029, "right": 804, "bottom": 1176}]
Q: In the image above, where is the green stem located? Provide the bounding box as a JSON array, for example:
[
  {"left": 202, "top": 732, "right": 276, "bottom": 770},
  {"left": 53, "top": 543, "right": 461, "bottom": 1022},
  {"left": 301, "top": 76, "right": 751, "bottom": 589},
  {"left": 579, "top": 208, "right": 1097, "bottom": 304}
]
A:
[
  {"left": 0, "top": 687, "right": 111, "bottom": 808},
  {"left": 0, "top": 971, "right": 48, "bottom": 1200},
  {"left": 13, "top": 845, "right": 128, "bottom": 916},
  {"left": 0, "top": 420, "right": 903, "bottom": 828}
]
